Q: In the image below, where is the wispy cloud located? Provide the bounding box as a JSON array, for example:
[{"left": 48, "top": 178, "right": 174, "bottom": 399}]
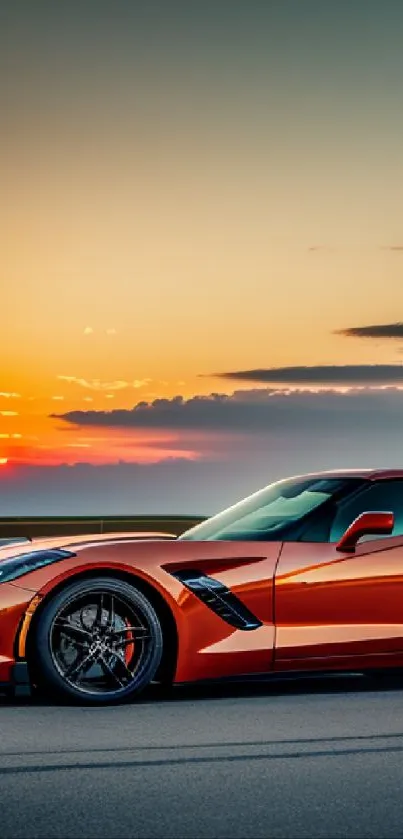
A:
[
  {"left": 381, "top": 246, "right": 403, "bottom": 251},
  {"left": 65, "top": 443, "right": 92, "bottom": 448},
  {"left": 106, "top": 328, "right": 117, "bottom": 335},
  {"left": 0, "top": 433, "right": 22, "bottom": 439},
  {"left": 58, "top": 376, "right": 130, "bottom": 391},
  {"left": 0, "top": 392, "right": 21, "bottom": 398},
  {"left": 209, "top": 365, "right": 403, "bottom": 386},
  {"left": 51, "top": 395, "right": 65, "bottom": 401},
  {"left": 335, "top": 322, "right": 403, "bottom": 339},
  {"left": 83, "top": 326, "right": 94, "bottom": 335},
  {"left": 0, "top": 410, "right": 19, "bottom": 416},
  {"left": 58, "top": 376, "right": 151, "bottom": 391},
  {"left": 133, "top": 379, "right": 152, "bottom": 388}
]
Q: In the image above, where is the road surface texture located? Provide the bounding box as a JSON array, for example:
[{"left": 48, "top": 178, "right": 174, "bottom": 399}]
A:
[{"left": 1, "top": 675, "right": 403, "bottom": 839}]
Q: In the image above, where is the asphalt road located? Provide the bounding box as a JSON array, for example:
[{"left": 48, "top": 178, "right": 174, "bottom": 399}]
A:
[{"left": 2, "top": 675, "right": 403, "bottom": 839}]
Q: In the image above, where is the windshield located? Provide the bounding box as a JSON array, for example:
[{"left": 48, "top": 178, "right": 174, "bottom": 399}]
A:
[{"left": 179, "top": 476, "right": 365, "bottom": 541}]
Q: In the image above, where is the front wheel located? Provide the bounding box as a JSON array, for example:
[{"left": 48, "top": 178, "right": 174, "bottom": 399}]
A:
[{"left": 30, "top": 577, "right": 163, "bottom": 704}]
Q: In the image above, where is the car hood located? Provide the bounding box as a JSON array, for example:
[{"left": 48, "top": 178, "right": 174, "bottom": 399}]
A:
[{"left": 0, "top": 531, "right": 177, "bottom": 561}]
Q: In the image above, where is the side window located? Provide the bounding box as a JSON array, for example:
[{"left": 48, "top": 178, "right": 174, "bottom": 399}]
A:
[{"left": 330, "top": 481, "right": 403, "bottom": 543}]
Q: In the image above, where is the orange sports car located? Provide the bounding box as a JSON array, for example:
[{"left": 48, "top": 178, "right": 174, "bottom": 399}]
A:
[{"left": 1, "top": 467, "right": 403, "bottom": 704}]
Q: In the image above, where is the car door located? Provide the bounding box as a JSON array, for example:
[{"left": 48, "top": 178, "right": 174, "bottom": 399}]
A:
[{"left": 274, "top": 479, "right": 403, "bottom": 668}]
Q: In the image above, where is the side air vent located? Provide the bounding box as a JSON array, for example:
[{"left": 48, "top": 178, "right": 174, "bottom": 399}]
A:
[{"left": 171, "top": 569, "right": 262, "bottom": 631}]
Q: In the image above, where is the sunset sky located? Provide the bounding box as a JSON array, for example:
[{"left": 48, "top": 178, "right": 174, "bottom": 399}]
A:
[{"left": 1, "top": 0, "right": 403, "bottom": 514}]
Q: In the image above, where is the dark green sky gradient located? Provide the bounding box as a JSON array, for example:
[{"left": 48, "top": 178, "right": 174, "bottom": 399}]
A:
[
  {"left": 3, "top": 1, "right": 403, "bottom": 117},
  {"left": 3, "top": 0, "right": 403, "bottom": 226}
]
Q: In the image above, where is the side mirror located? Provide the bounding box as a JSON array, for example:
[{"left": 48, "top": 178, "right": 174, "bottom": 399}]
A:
[{"left": 336, "top": 511, "right": 394, "bottom": 553}]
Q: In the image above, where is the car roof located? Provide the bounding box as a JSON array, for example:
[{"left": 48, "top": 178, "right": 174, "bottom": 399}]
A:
[{"left": 294, "top": 468, "right": 403, "bottom": 480}]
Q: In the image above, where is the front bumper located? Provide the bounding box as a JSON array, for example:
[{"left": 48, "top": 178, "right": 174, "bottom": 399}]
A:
[
  {"left": 0, "top": 659, "right": 31, "bottom": 697},
  {"left": 0, "top": 582, "right": 38, "bottom": 697}
]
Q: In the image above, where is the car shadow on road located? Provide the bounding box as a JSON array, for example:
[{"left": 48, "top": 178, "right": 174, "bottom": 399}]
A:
[
  {"left": 1, "top": 670, "right": 403, "bottom": 707},
  {"left": 148, "top": 671, "right": 403, "bottom": 703}
]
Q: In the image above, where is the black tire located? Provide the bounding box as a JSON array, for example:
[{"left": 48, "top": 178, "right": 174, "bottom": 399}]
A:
[{"left": 30, "top": 577, "right": 163, "bottom": 704}]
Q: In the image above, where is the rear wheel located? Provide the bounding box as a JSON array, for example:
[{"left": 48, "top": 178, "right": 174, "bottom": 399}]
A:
[{"left": 30, "top": 577, "right": 163, "bottom": 704}]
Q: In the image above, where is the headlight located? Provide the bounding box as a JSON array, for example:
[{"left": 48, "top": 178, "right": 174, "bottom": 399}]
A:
[{"left": 0, "top": 549, "right": 76, "bottom": 583}]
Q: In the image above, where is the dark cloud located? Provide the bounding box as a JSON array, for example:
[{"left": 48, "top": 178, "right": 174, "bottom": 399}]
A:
[
  {"left": 52, "top": 386, "right": 403, "bottom": 434},
  {"left": 381, "top": 246, "right": 403, "bottom": 251},
  {"left": 212, "top": 365, "right": 403, "bottom": 385},
  {"left": 335, "top": 323, "right": 403, "bottom": 339},
  {"left": 4, "top": 387, "right": 403, "bottom": 515},
  {"left": 2, "top": 401, "right": 403, "bottom": 517},
  {"left": 52, "top": 394, "right": 235, "bottom": 431}
]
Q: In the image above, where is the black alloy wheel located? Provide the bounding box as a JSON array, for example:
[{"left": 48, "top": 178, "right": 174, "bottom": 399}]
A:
[{"left": 30, "top": 577, "right": 164, "bottom": 703}]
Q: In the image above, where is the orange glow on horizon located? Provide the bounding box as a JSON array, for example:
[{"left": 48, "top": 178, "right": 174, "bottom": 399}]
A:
[{"left": 0, "top": 419, "right": 203, "bottom": 467}]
